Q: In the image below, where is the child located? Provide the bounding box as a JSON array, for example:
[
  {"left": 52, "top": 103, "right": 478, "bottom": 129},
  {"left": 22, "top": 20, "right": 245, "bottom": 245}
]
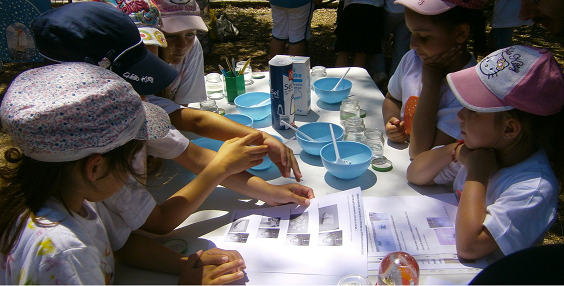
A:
[
  {"left": 31, "top": 1, "right": 312, "bottom": 236},
  {"left": 381, "top": 0, "right": 483, "bottom": 159},
  {"left": 267, "top": 0, "right": 317, "bottom": 57},
  {"left": 334, "top": 0, "right": 385, "bottom": 69},
  {"left": 0, "top": 62, "right": 248, "bottom": 284},
  {"left": 152, "top": 0, "right": 208, "bottom": 105},
  {"left": 407, "top": 45, "right": 564, "bottom": 260}
]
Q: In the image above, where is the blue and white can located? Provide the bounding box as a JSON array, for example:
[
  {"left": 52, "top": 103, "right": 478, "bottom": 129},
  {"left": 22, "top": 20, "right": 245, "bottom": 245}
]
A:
[{"left": 269, "top": 58, "right": 294, "bottom": 130}]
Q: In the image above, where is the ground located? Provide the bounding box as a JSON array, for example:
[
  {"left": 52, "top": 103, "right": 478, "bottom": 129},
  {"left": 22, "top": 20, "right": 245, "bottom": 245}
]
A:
[{"left": 1, "top": 5, "right": 563, "bottom": 244}]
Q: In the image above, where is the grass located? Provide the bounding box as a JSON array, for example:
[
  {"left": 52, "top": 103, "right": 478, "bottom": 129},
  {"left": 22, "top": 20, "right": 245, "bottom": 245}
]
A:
[{"left": 1, "top": 6, "right": 563, "bottom": 244}]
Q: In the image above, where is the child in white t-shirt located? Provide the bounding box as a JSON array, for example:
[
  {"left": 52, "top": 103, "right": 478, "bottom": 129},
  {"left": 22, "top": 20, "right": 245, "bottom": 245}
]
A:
[
  {"left": 382, "top": 0, "right": 483, "bottom": 159},
  {"left": 407, "top": 45, "right": 564, "bottom": 259}
]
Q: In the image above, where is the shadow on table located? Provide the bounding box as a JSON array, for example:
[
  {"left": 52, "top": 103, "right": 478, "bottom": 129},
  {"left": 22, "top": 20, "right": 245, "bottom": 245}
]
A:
[{"left": 323, "top": 169, "right": 377, "bottom": 191}]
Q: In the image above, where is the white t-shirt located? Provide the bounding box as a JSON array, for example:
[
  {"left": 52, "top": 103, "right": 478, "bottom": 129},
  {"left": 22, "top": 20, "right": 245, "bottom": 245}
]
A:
[
  {"left": 388, "top": 49, "right": 476, "bottom": 139},
  {"left": 146, "top": 94, "right": 186, "bottom": 114},
  {"left": 167, "top": 36, "right": 207, "bottom": 105},
  {"left": 434, "top": 149, "right": 559, "bottom": 256},
  {"left": 1, "top": 199, "right": 114, "bottom": 285}
]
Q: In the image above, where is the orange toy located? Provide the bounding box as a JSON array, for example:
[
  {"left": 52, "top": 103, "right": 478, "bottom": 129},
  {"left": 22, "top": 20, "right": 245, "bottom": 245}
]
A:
[{"left": 403, "top": 96, "right": 419, "bottom": 135}]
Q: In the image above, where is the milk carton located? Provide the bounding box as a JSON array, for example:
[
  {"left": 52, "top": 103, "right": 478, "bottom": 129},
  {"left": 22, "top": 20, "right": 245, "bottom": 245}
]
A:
[{"left": 271, "top": 55, "right": 311, "bottom": 115}]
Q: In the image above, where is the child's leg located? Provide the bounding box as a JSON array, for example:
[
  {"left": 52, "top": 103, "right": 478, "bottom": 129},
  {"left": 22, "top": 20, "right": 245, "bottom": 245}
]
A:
[
  {"left": 270, "top": 38, "right": 288, "bottom": 58},
  {"left": 335, "top": 51, "right": 350, "bottom": 67},
  {"left": 352, "top": 52, "right": 367, "bottom": 68}
]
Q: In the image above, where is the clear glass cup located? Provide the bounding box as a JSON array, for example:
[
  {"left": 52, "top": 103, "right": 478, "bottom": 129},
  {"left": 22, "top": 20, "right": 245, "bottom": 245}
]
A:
[
  {"left": 311, "top": 65, "right": 327, "bottom": 90},
  {"left": 344, "top": 116, "right": 365, "bottom": 143},
  {"left": 363, "top": 128, "right": 384, "bottom": 159},
  {"left": 205, "top": 73, "right": 225, "bottom": 100},
  {"left": 340, "top": 96, "right": 360, "bottom": 126},
  {"left": 200, "top": 99, "right": 219, "bottom": 113},
  {"left": 236, "top": 61, "right": 254, "bottom": 85}
]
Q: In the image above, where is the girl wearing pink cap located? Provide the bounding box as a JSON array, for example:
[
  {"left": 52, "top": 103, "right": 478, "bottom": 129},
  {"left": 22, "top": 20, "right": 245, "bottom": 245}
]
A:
[
  {"left": 407, "top": 45, "right": 564, "bottom": 260},
  {"left": 382, "top": 0, "right": 484, "bottom": 159}
]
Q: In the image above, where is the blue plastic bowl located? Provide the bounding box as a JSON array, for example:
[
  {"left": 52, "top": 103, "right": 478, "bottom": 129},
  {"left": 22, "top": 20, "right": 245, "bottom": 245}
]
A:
[
  {"left": 320, "top": 141, "right": 372, "bottom": 180},
  {"left": 314, "top": 77, "right": 352, "bottom": 104},
  {"left": 234, "top": 92, "right": 271, "bottom": 120},
  {"left": 296, "top": 122, "right": 344, "bottom": 156},
  {"left": 225, "top": 113, "right": 253, "bottom": 127},
  {"left": 250, "top": 134, "right": 283, "bottom": 170}
]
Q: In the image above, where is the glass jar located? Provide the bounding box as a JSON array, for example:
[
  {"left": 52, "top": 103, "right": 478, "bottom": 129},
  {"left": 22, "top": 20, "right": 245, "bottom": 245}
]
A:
[
  {"left": 340, "top": 96, "right": 360, "bottom": 126},
  {"left": 310, "top": 66, "right": 327, "bottom": 90},
  {"left": 363, "top": 128, "right": 384, "bottom": 158},
  {"left": 205, "top": 73, "right": 225, "bottom": 100},
  {"left": 200, "top": 99, "right": 219, "bottom": 113},
  {"left": 344, "top": 116, "right": 365, "bottom": 143}
]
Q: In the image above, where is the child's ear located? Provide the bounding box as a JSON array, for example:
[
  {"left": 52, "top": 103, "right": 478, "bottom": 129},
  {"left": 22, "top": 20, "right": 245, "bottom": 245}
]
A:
[
  {"left": 503, "top": 118, "right": 522, "bottom": 140},
  {"left": 454, "top": 23, "right": 471, "bottom": 44},
  {"left": 84, "top": 154, "right": 105, "bottom": 182}
]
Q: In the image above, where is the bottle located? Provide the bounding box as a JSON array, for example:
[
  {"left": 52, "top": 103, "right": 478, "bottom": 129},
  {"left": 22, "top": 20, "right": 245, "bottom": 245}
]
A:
[
  {"left": 200, "top": 99, "right": 219, "bottom": 113},
  {"left": 340, "top": 96, "right": 360, "bottom": 126},
  {"left": 205, "top": 73, "right": 225, "bottom": 100},
  {"left": 344, "top": 116, "right": 365, "bottom": 143},
  {"left": 363, "top": 128, "right": 384, "bottom": 159},
  {"left": 377, "top": 251, "right": 420, "bottom": 285},
  {"left": 310, "top": 66, "right": 327, "bottom": 90}
]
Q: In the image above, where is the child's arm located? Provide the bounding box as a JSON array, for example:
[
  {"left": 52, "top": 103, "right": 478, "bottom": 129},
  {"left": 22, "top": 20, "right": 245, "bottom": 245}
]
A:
[
  {"left": 455, "top": 148, "right": 500, "bottom": 260},
  {"left": 382, "top": 92, "right": 408, "bottom": 143},
  {"left": 409, "top": 48, "right": 463, "bottom": 158},
  {"left": 142, "top": 132, "right": 314, "bottom": 234},
  {"left": 170, "top": 108, "right": 302, "bottom": 181},
  {"left": 114, "top": 233, "right": 245, "bottom": 284},
  {"left": 142, "top": 132, "right": 271, "bottom": 234},
  {"left": 407, "top": 143, "right": 457, "bottom": 185}
]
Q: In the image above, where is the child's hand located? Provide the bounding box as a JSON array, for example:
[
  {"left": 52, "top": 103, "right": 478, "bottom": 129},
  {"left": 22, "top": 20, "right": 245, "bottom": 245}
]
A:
[
  {"left": 464, "top": 148, "right": 499, "bottom": 178},
  {"left": 214, "top": 131, "right": 270, "bottom": 175},
  {"left": 261, "top": 183, "right": 314, "bottom": 207},
  {"left": 197, "top": 248, "right": 245, "bottom": 272},
  {"left": 260, "top": 133, "right": 302, "bottom": 182},
  {"left": 385, "top": 117, "right": 408, "bottom": 143},
  {"left": 178, "top": 250, "right": 245, "bottom": 285},
  {"left": 421, "top": 45, "right": 463, "bottom": 71}
]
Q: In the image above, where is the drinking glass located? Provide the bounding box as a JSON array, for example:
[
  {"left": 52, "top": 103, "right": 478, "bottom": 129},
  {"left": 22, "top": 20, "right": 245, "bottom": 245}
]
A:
[
  {"left": 205, "top": 73, "right": 225, "bottom": 100},
  {"left": 236, "top": 61, "right": 254, "bottom": 85}
]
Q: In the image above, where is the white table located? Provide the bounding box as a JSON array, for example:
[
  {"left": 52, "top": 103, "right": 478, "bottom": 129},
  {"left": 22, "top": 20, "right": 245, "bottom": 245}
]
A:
[{"left": 114, "top": 67, "right": 477, "bottom": 285}]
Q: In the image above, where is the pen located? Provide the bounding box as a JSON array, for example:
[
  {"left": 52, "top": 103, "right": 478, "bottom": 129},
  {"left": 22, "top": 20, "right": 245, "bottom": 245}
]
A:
[
  {"left": 238, "top": 58, "right": 251, "bottom": 78},
  {"left": 218, "top": 64, "right": 229, "bottom": 77}
]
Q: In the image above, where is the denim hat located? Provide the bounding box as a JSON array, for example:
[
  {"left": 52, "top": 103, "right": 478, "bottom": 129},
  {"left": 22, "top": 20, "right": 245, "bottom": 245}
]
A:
[
  {"left": 0, "top": 62, "right": 171, "bottom": 162},
  {"left": 91, "top": 0, "right": 168, "bottom": 47},
  {"left": 31, "top": 1, "right": 177, "bottom": 95},
  {"left": 447, "top": 45, "right": 564, "bottom": 116},
  {"left": 154, "top": 0, "right": 208, "bottom": 33}
]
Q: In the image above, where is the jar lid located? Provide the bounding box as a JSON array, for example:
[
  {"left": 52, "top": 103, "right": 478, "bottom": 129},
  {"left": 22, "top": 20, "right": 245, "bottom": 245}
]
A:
[
  {"left": 360, "top": 109, "right": 366, "bottom": 118},
  {"left": 372, "top": 157, "right": 393, "bottom": 172}
]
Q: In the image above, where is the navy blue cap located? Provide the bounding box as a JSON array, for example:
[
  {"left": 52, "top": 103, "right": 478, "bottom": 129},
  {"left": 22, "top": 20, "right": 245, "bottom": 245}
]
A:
[{"left": 31, "top": 1, "right": 178, "bottom": 95}]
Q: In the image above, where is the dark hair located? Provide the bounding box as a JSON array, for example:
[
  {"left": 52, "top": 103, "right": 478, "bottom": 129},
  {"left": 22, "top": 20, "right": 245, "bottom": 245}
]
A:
[
  {"left": 0, "top": 140, "right": 145, "bottom": 255},
  {"left": 430, "top": 6, "right": 482, "bottom": 33},
  {"left": 497, "top": 108, "right": 564, "bottom": 189}
]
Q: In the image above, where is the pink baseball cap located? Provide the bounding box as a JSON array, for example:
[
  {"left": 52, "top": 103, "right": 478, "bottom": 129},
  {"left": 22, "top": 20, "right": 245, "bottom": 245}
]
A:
[
  {"left": 153, "top": 0, "right": 208, "bottom": 33},
  {"left": 395, "top": 0, "right": 456, "bottom": 15},
  {"left": 447, "top": 45, "right": 564, "bottom": 116}
]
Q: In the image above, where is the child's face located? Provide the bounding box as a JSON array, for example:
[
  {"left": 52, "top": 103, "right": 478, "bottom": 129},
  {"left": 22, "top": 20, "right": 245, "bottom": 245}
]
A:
[
  {"left": 162, "top": 29, "right": 197, "bottom": 65},
  {"left": 404, "top": 9, "right": 459, "bottom": 61},
  {"left": 457, "top": 107, "right": 504, "bottom": 149}
]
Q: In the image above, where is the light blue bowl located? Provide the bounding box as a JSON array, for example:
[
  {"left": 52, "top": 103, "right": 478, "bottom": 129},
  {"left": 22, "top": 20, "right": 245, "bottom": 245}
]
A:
[
  {"left": 296, "top": 122, "right": 344, "bottom": 156},
  {"left": 250, "top": 134, "right": 283, "bottom": 170},
  {"left": 314, "top": 77, "right": 352, "bottom": 104},
  {"left": 225, "top": 113, "right": 253, "bottom": 127},
  {"left": 320, "top": 141, "right": 372, "bottom": 180},
  {"left": 234, "top": 92, "right": 271, "bottom": 120}
]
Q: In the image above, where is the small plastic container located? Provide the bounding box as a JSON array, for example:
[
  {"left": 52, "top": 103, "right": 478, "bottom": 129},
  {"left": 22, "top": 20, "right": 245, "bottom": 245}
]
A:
[
  {"left": 200, "top": 99, "right": 219, "bottom": 113},
  {"left": 310, "top": 66, "right": 327, "bottom": 90},
  {"left": 344, "top": 116, "right": 365, "bottom": 143},
  {"left": 205, "top": 73, "right": 225, "bottom": 100},
  {"left": 340, "top": 96, "right": 360, "bottom": 126}
]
